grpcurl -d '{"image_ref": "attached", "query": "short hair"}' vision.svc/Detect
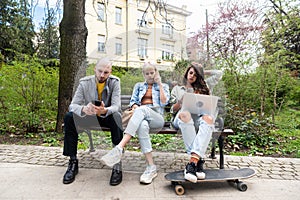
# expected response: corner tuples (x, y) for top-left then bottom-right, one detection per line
(95, 57), (112, 69)
(142, 62), (157, 73)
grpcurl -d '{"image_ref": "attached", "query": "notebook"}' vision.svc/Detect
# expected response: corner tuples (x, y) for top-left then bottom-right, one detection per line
(181, 93), (219, 115)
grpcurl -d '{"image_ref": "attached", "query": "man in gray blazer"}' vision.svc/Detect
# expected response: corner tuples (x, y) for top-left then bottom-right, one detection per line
(62, 58), (123, 186)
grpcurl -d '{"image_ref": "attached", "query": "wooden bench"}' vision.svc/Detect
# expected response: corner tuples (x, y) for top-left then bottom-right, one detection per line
(75, 95), (234, 169)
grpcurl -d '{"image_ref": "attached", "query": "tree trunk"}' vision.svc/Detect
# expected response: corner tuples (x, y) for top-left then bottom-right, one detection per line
(56, 0), (88, 133)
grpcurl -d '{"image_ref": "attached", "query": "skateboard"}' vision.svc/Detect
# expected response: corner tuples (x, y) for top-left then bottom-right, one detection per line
(165, 168), (255, 195)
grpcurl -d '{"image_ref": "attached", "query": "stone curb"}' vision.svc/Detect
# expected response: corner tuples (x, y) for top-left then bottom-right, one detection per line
(0, 144), (299, 180)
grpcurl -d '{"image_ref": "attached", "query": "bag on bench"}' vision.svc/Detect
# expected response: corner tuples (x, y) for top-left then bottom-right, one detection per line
(122, 108), (134, 129)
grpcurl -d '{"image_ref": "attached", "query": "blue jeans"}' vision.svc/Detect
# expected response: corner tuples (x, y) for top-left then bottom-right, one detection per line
(173, 113), (214, 158)
(124, 106), (164, 154)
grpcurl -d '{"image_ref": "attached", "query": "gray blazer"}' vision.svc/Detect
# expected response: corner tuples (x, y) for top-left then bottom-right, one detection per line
(69, 75), (121, 117)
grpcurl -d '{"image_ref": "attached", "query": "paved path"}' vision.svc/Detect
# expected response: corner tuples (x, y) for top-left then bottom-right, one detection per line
(0, 144), (299, 199)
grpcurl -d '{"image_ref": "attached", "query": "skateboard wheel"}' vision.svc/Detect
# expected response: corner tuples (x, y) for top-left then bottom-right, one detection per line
(175, 185), (185, 195)
(237, 182), (248, 191)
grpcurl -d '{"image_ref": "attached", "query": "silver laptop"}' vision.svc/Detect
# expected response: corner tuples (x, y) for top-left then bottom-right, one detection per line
(181, 93), (219, 116)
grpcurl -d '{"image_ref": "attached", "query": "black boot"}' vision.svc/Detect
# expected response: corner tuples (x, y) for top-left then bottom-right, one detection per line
(110, 161), (122, 186)
(63, 159), (78, 184)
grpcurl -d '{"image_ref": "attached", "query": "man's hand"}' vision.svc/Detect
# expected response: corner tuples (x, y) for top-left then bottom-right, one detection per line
(82, 102), (96, 115)
(94, 101), (107, 116)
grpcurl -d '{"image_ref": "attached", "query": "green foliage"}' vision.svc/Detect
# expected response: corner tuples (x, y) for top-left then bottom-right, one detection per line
(119, 68), (144, 95)
(268, 107), (300, 158)
(0, 0), (35, 60)
(78, 130), (185, 152)
(150, 134), (185, 152)
(225, 101), (300, 157)
(173, 60), (190, 83)
(225, 102), (280, 155)
(37, 7), (60, 59)
(288, 81), (300, 107)
(0, 56), (59, 134)
(217, 0), (299, 157)
(111, 66), (129, 78)
(222, 66), (296, 118)
(261, 0), (300, 75)
(40, 132), (63, 147)
(225, 102), (274, 137)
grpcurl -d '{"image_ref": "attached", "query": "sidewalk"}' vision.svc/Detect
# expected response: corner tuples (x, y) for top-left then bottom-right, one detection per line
(0, 144), (299, 199)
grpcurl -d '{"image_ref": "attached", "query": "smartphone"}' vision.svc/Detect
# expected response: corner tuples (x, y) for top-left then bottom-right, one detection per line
(92, 100), (101, 106)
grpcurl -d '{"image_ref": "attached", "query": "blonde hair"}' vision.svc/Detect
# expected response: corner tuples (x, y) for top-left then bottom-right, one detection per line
(142, 62), (157, 73)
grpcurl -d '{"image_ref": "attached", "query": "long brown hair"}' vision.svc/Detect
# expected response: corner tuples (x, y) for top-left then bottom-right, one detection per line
(183, 65), (210, 95)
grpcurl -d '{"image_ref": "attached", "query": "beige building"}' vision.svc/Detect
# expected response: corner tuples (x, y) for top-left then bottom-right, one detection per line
(85, 0), (191, 70)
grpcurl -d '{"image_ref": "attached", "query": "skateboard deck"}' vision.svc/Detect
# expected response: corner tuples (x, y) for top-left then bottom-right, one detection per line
(165, 168), (255, 195)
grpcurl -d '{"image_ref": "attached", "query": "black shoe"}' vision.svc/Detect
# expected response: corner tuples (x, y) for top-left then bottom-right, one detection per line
(63, 159), (78, 184)
(196, 159), (206, 179)
(197, 158), (205, 171)
(110, 162), (122, 186)
(184, 162), (197, 183)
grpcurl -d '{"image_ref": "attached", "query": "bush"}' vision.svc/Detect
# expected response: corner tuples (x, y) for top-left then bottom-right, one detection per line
(119, 68), (144, 95)
(225, 102), (279, 154)
(0, 56), (59, 134)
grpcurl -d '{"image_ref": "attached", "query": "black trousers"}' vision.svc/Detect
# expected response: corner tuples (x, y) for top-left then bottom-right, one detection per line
(63, 112), (123, 157)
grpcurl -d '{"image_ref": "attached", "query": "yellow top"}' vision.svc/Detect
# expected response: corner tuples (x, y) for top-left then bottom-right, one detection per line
(97, 82), (105, 101)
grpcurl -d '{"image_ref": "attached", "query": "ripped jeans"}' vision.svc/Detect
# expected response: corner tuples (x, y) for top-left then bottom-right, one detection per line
(173, 113), (214, 158)
(124, 106), (164, 154)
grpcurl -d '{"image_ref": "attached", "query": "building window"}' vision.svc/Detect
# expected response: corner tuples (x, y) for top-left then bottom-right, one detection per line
(138, 38), (147, 57)
(137, 10), (147, 27)
(97, 2), (105, 21)
(115, 7), (122, 24)
(162, 23), (173, 36)
(162, 44), (174, 60)
(98, 35), (105, 52)
(115, 38), (122, 55)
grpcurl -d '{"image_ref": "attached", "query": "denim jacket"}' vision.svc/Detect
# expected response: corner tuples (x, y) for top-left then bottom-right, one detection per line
(129, 82), (170, 115)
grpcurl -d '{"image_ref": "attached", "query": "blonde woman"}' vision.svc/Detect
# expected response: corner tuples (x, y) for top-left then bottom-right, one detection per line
(100, 62), (170, 184)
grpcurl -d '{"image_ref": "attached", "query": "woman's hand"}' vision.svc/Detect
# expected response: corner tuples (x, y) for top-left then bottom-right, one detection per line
(131, 104), (139, 110)
(172, 98), (183, 113)
(154, 71), (161, 84)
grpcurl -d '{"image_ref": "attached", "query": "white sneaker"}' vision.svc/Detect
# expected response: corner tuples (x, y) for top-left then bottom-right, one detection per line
(196, 159), (206, 179)
(140, 165), (157, 184)
(184, 162), (197, 183)
(196, 171), (206, 179)
(100, 146), (123, 168)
